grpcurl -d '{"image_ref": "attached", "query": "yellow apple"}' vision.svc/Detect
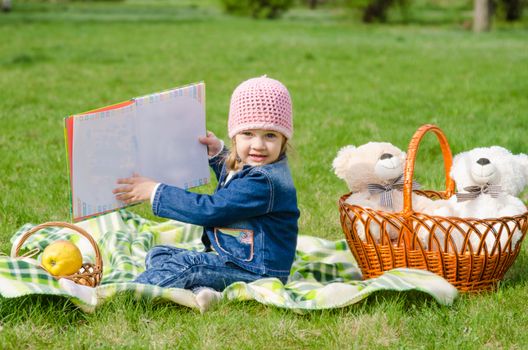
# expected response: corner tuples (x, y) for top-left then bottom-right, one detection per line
(41, 240), (83, 276)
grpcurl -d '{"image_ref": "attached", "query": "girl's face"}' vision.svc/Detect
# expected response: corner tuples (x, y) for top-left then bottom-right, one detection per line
(235, 129), (285, 167)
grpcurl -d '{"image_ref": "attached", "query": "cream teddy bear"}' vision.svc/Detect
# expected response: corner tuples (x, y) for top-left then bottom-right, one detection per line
(333, 142), (432, 242)
(420, 146), (528, 253)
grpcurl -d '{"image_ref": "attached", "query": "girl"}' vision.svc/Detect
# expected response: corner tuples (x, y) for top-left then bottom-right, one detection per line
(113, 76), (299, 310)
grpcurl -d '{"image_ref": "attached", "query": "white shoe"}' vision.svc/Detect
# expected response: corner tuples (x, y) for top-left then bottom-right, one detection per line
(195, 287), (222, 313)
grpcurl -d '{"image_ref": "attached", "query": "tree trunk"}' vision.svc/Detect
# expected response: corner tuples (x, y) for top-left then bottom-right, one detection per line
(473, 0), (491, 32)
(363, 0), (394, 23)
(503, 0), (523, 21)
(2, 0), (11, 12)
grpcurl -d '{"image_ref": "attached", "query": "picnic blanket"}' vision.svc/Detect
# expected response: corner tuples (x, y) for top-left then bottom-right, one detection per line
(0, 210), (458, 313)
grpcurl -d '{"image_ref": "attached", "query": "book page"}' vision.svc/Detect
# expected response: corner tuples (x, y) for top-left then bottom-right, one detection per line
(68, 83), (209, 221)
(71, 104), (138, 220)
(134, 84), (209, 189)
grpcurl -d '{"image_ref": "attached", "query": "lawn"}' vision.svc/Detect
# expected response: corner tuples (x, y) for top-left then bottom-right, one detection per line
(1, 0), (528, 348)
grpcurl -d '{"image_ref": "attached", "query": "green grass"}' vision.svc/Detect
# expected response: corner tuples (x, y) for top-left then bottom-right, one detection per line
(1, 1), (528, 348)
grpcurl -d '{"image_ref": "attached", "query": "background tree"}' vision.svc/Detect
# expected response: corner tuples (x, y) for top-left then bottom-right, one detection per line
(2, 0), (11, 12)
(305, 0), (326, 9)
(500, 0), (524, 20)
(221, 0), (294, 19)
(473, 0), (492, 31)
(361, 0), (408, 22)
(363, 0), (394, 22)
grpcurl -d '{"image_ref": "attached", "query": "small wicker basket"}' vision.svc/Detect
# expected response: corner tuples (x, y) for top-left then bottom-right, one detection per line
(339, 124), (528, 292)
(13, 222), (103, 287)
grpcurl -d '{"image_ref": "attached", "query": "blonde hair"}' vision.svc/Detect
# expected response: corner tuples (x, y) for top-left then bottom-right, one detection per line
(225, 135), (289, 171)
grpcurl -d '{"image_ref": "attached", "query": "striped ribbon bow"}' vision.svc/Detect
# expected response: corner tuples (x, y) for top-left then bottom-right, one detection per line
(367, 175), (421, 209)
(455, 184), (502, 202)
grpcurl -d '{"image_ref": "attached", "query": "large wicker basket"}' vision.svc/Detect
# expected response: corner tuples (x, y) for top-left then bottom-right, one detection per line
(339, 124), (528, 292)
(13, 222), (103, 287)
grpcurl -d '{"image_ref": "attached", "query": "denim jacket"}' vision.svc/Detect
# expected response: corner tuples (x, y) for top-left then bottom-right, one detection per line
(151, 151), (300, 278)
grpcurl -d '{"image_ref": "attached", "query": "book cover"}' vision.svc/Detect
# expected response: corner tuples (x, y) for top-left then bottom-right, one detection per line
(65, 82), (209, 222)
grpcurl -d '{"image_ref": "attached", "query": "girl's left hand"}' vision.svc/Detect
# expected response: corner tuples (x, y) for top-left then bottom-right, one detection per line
(199, 131), (222, 157)
(113, 173), (157, 204)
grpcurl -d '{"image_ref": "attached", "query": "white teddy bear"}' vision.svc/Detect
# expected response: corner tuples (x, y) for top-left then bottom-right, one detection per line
(420, 146), (528, 253)
(333, 142), (432, 242)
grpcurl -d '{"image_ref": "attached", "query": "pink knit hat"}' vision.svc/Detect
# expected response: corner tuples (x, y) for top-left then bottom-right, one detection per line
(228, 75), (293, 139)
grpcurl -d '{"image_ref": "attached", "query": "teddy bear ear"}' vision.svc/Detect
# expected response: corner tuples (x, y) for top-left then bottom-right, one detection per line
(399, 151), (407, 163)
(449, 153), (461, 178)
(451, 151), (468, 173)
(332, 145), (356, 180)
(516, 153), (528, 184)
(449, 151), (470, 190)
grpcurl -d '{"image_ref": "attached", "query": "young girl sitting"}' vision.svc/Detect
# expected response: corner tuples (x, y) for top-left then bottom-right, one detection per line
(113, 76), (300, 310)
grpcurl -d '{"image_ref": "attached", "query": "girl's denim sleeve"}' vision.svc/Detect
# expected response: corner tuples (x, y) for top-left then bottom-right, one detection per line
(208, 146), (228, 180)
(152, 170), (272, 227)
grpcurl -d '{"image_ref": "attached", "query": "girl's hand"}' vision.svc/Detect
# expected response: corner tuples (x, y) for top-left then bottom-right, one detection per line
(113, 173), (157, 204)
(199, 131), (222, 157)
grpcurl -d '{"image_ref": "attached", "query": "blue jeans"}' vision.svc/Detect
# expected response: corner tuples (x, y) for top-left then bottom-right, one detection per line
(134, 245), (283, 291)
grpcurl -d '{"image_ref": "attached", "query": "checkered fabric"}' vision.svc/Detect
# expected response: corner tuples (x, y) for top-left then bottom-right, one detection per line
(0, 210), (458, 313)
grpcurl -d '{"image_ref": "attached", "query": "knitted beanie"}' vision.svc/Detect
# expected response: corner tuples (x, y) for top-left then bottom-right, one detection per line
(228, 75), (293, 139)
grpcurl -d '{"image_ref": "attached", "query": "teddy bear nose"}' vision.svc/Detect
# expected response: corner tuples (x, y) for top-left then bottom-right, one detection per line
(380, 153), (393, 160)
(476, 158), (490, 165)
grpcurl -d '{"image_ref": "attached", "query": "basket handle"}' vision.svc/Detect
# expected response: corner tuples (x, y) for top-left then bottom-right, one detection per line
(402, 124), (455, 217)
(11, 221), (103, 270)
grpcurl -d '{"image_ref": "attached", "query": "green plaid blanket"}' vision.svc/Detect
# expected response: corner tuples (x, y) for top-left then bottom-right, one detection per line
(0, 210), (458, 313)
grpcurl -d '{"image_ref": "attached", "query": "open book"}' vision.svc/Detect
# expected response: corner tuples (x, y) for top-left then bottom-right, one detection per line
(65, 82), (210, 222)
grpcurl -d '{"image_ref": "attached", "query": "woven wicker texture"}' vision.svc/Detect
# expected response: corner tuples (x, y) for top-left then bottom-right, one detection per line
(228, 76), (292, 139)
(14, 222), (103, 287)
(339, 124), (528, 292)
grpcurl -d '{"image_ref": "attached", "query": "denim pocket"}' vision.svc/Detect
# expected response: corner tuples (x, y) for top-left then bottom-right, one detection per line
(213, 228), (254, 262)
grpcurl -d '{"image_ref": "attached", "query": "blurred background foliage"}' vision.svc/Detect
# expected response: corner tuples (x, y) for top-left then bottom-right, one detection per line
(1, 0), (526, 24)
